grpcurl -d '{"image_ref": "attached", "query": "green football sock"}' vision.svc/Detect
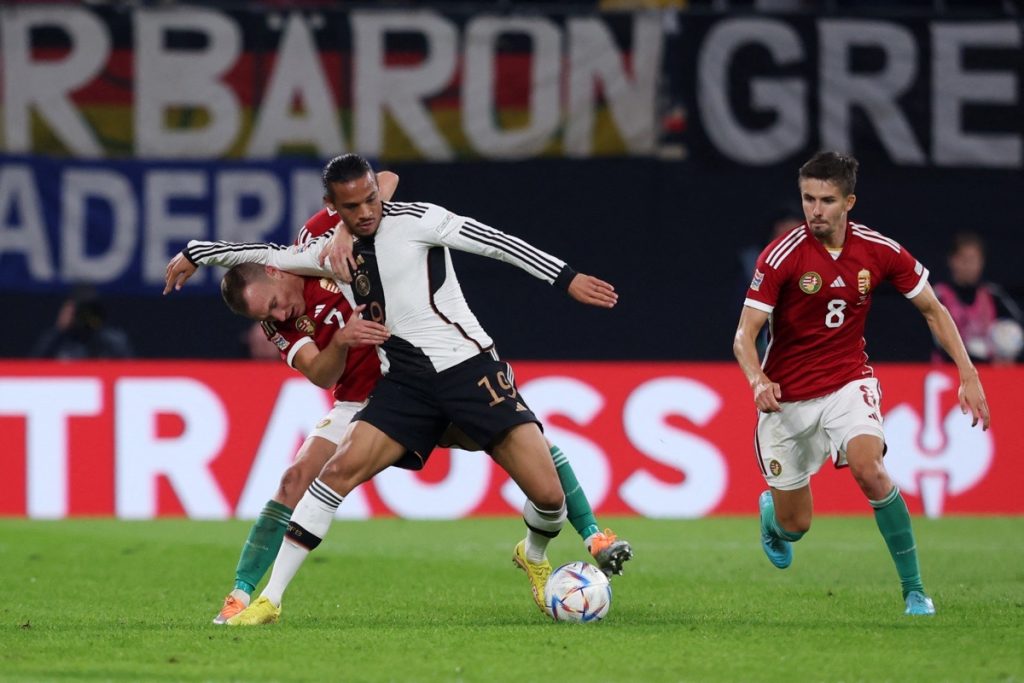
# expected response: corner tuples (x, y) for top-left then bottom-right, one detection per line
(233, 500), (293, 594)
(871, 487), (925, 599)
(549, 445), (600, 541)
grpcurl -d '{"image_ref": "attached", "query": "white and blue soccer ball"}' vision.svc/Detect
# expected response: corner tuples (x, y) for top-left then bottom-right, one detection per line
(543, 561), (612, 623)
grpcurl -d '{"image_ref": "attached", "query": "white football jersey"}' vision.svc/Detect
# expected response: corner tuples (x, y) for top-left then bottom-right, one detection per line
(186, 201), (576, 374)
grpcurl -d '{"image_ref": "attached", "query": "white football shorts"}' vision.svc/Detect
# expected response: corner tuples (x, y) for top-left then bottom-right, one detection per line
(309, 400), (362, 445)
(755, 377), (885, 491)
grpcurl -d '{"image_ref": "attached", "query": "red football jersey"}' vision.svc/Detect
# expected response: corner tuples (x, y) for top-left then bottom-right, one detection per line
(261, 208), (381, 403)
(744, 221), (929, 402)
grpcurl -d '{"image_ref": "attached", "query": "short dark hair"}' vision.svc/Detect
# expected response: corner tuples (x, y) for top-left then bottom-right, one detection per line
(949, 231), (985, 257)
(322, 154), (374, 200)
(799, 151), (859, 197)
(220, 263), (268, 317)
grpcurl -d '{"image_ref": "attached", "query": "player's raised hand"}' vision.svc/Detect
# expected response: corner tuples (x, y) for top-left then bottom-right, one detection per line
(567, 274), (618, 308)
(753, 377), (783, 413)
(333, 305), (390, 347)
(318, 229), (357, 283)
(163, 252), (198, 295)
(958, 374), (991, 431)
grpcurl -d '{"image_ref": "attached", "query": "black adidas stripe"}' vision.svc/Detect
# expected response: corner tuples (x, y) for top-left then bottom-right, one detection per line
(461, 223), (560, 279)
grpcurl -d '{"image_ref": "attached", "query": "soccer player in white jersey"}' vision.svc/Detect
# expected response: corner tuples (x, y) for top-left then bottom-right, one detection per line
(165, 170), (631, 624)
(733, 151), (991, 616)
(177, 154), (619, 625)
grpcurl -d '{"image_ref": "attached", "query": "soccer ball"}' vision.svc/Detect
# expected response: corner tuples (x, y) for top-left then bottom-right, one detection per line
(543, 561), (612, 623)
(989, 318), (1024, 360)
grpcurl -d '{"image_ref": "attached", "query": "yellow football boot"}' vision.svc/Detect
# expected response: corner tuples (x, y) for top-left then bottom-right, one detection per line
(512, 540), (552, 614)
(226, 596), (281, 626)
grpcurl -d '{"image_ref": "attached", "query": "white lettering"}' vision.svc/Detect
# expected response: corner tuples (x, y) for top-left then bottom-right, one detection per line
(61, 169), (138, 283)
(0, 164), (53, 279)
(698, 18), (806, 165)
(134, 8), (241, 157)
(0, 378), (102, 519)
(620, 378), (728, 517)
(374, 450), (491, 519)
(215, 170), (285, 244)
(1, 7), (107, 156)
(247, 14), (346, 158)
(143, 170), (207, 284)
(463, 16), (561, 158)
(115, 378), (230, 519)
(819, 20), (925, 164)
(932, 22), (1022, 168)
(565, 15), (662, 156)
(352, 10), (456, 160)
(501, 377), (611, 511)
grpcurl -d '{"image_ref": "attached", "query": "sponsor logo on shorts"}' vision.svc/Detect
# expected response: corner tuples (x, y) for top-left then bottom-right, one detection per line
(799, 272), (822, 294)
(295, 316), (316, 336)
(769, 459), (782, 476)
(355, 273), (372, 297)
(515, 401), (528, 412)
(316, 418), (331, 429)
(750, 269), (764, 291)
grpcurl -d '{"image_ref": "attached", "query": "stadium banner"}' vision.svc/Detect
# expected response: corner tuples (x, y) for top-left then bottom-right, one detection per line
(0, 6), (1019, 167)
(0, 361), (1017, 520)
(0, 155), (325, 292)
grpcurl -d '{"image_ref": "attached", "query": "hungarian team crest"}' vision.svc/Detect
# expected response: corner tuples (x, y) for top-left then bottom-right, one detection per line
(295, 316), (316, 336)
(799, 272), (822, 294)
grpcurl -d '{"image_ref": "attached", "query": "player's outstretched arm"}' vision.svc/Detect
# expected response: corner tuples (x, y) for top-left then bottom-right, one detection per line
(911, 283), (991, 430)
(567, 273), (618, 308)
(178, 235), (337, 280)
(733, 305), (782, 412)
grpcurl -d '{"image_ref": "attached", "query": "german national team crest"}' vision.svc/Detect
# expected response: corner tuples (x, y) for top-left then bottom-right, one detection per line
(355, 273), (371, 297)
(799, 272), (822, 294)
(769, 459), (782, 476)
(857, 269), (872, 295)
(295, 315), (315, 336)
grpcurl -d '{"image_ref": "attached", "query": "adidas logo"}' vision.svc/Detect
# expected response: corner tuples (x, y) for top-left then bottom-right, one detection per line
(830, 276), (847, 288)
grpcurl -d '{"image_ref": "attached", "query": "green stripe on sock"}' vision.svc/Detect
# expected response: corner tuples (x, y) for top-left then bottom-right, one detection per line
(550, 445), (599, 543)
(872, 487), (925, 599)
(235, 500), (293, 594)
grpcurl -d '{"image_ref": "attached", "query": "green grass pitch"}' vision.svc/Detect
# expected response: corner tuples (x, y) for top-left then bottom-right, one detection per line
(2, 516), (1022, 682)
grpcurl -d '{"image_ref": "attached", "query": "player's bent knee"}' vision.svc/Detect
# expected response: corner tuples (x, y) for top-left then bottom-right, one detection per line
(276, 463), (311, 508)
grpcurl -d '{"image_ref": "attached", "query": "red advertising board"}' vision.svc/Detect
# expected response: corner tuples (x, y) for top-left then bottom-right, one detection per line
(0, 361), (1016, 519)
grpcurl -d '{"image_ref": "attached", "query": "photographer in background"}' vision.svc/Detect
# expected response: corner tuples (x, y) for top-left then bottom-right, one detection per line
(32, 287), (134, 360)
(933, 232), (1023, 364)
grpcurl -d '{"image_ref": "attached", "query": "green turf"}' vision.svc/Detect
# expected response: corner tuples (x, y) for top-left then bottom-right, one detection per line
(1, 517), (1022, 682)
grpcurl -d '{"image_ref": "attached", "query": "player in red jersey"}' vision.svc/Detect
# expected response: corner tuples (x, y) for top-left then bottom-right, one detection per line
(733, 151), (990, 616)
(165, 171), (631, 624)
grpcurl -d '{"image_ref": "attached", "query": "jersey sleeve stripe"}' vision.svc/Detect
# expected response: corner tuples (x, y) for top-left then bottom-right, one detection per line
(461, 222), (562, 280)
(744, 298), (774, 313)
(765, 228), (804, 265)
(766, 234), (805, 269)
(851, 225), (901, 251)
(188, 241), (289, 260)
(286, 335), (315, 368)
(903, 268), (930, 299)
(853, 231), (902, 253)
